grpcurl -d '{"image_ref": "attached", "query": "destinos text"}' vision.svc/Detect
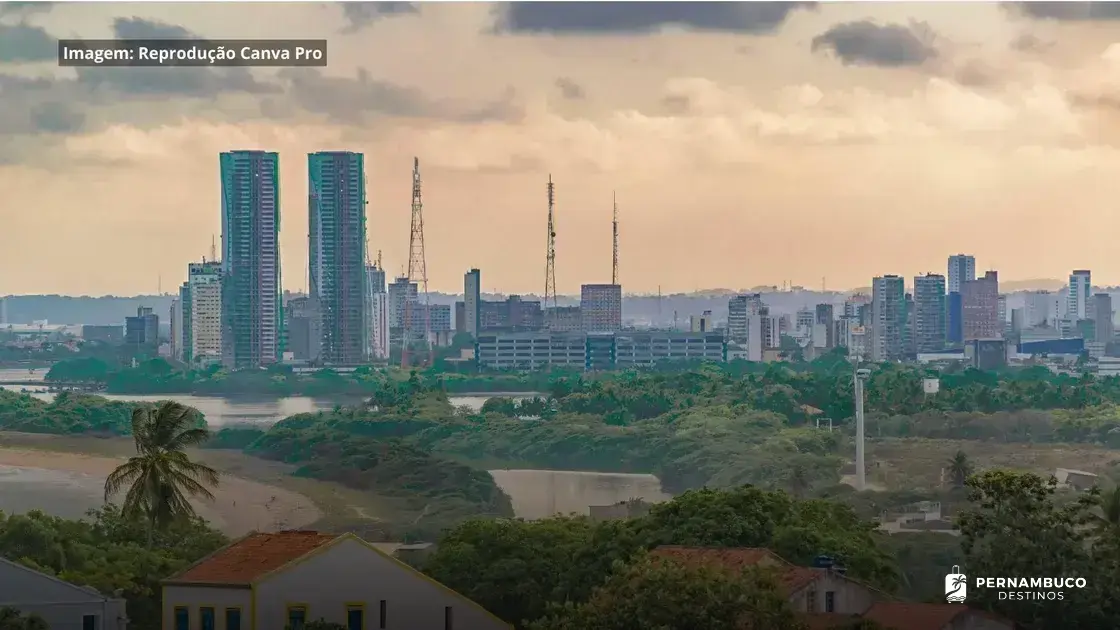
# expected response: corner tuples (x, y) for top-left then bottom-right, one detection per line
(977, 577), (1087, 601)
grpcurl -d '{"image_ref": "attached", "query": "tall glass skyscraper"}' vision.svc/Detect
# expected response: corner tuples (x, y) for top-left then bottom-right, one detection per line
(220, 150), (281, 369)
(309, 151), (367, 366)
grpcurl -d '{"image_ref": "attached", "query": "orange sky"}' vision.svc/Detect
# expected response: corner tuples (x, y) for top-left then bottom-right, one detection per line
(4, 2), (1120, 295)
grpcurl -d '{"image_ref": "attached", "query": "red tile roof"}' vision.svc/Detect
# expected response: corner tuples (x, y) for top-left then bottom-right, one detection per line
(650, 546), (821, 595)
(166, 531), (338, 585)
(862, 602), (970, 630)
(800, 613), (863, 629)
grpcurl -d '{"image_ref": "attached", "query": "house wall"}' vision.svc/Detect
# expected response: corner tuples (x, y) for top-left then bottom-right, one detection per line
(161, 585), (251, 630)
(254, 537), (510, 630)
(789, 574), (879, 615)
(0, 561), (127, 630)
(4, 601), (128, 630)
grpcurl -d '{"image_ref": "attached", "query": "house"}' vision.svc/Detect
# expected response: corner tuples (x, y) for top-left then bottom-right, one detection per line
(0, 557), (128, 630)
(1054, 468), (1098, 491)
(650, 546), (887, 615)
(651, 547), (1015, 630)
(161, 530), (510, 630)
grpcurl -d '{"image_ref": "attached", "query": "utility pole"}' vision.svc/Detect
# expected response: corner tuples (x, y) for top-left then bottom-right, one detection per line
(854, 364), (870, 491)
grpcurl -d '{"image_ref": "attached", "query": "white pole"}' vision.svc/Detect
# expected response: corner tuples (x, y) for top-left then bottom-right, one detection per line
(854, 369), (866, 491)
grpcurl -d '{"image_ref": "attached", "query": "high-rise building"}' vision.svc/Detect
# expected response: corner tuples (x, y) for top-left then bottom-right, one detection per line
(365, 263), (388, 360)
(1024, 291), (1051, 327)
(962, 271), (1000, 340)
(727, 293), (763, 343)
(1093, 293), (1114, 343)
(913, 273), (946, 353)
(169, 298), (182, 361)
(580, 284), (622, 333)
(188, 261), (223, 365)
(125, 306), (159, 351)
(871, 275), (905, 362)
(813, 303), (834, 349)
(464, 269), (481, 337)
(220, 150), (281, 369)
(947, 254), (976, 294)
(1068, 270), (1091, 321)
(387, 276), (419, 330)
(309, 151), (367, 366)
(843, 293), (871, 326)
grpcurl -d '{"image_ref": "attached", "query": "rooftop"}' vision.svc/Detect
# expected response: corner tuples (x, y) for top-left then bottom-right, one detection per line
(165, 530), (337, 586)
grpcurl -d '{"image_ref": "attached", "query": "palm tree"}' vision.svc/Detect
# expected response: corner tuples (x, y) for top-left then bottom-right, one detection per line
(946, 451), (973, 488)
(103, 401), (220, 545)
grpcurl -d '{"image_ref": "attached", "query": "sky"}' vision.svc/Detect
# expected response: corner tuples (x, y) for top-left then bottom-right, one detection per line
(4, 1), (1120, 296)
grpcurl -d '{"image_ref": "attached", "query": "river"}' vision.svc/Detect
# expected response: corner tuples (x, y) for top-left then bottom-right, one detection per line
(0, 369), (670, 518)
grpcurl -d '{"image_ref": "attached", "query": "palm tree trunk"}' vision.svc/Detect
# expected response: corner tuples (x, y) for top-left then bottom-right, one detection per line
(147, 510), (156, 549)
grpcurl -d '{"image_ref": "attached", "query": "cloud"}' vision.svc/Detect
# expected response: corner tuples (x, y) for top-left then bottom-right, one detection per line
(811, 21), (938, 68)
(339, 2), (418, 33)
(0, 23), (55, 62)
(1008, 2), (1120, 21)
(555, 77), (585, 100)
(111, 16), (194, 39)
(493, 2), (812, 35)
(1011, 33), (1053, 53)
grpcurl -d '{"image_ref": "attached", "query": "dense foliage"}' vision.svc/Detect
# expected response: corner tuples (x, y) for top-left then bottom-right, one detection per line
(0, 390), (145, 435)
(0, 506), (226, 630)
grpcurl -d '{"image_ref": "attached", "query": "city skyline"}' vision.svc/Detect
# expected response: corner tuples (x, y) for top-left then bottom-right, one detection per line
(7, 3), (1120, 294)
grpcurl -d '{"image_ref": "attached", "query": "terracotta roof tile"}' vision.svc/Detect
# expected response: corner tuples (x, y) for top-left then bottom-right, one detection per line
(862, 602), (969, 630)
(650, 546), (820, 595)
(168, 530), (338, 585)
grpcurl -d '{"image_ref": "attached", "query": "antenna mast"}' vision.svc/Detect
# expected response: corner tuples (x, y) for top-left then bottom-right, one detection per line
(211, 235), (217, 263)
(401, 157), (431, 368)
(612, 191), (619, 286)
(544, 175), (557, 310)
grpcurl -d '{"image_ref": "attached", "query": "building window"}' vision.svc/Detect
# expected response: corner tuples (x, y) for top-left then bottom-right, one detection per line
(806, 590), (817, 612)
(287, 605), (307, 630)
(201, 607), (215, 630)
(444, 606), (453, 630)
(825, 591), (836, 613)
(379, 600), (387, 629)
(173, 607), (189, 630)
(82, 615), (99, 630)
(347, 605), (365, 630)
(225, 608), (242, 630)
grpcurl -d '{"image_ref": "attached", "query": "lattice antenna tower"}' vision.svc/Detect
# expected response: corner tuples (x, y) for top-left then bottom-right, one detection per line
(612, 191), (619, 286)
(544, 175), (557, 310)
(401, 157), (431, 368)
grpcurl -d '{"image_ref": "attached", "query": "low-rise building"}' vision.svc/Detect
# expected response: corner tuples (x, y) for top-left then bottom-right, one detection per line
(161, 530), (509, 630)
(0, 557), (128, 630)
(475, 331), (726, 371)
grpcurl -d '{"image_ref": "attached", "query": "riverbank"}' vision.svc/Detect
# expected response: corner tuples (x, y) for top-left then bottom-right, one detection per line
(0, 435), (321, 537)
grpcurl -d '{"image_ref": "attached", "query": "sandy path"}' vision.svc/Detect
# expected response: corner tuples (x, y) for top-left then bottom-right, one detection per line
(0, 447), (321, 537)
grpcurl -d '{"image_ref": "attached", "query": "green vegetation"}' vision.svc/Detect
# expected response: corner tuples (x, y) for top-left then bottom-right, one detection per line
(0, 389), (168, 436)
(0, 608), (47, 630)
(103, 402), (221, 544)
(0, 506), (227, 630)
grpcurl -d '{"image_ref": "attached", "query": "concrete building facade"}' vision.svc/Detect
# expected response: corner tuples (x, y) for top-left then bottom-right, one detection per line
(962, 271), (1001, 341)
(947, 254), (976, 294)
(464, 269), (481, 337)
(308, 151), (367, 367)
(1093, 293), (1114, 343)
(220, 150), (281, 369)
(871, 275), (905, 362)
(188, 261), (223, 366)
(912, 273), (946, 353)
(1068, 270), (1091, 321)
(476, 330), (725, 370)
(580, 284), (622, 333)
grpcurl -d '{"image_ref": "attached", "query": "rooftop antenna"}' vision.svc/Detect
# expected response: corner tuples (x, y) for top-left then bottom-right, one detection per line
(158, 274), (162, 295)
(612, 191), (619, 286)
(376, 250), (382, 270)
(544, 175), (557, 310)
(211, 234), (217, 263)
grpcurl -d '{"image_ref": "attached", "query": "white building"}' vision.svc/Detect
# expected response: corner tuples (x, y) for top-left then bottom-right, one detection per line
(368, 292), (390, 360)
(464, 268), (481, 337)
(947, 254), (976, 294)
(1023, 290), (1051, 327)
(189, 262), (223, 366)
(1068, 270), (1091, 321)
(0, 557), (128, 630)
(162, 531), (510, 630)
(387, 276), (418, 329)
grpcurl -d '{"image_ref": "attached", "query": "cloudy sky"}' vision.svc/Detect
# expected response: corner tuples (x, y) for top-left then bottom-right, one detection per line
(4, 1), (1120, 296)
